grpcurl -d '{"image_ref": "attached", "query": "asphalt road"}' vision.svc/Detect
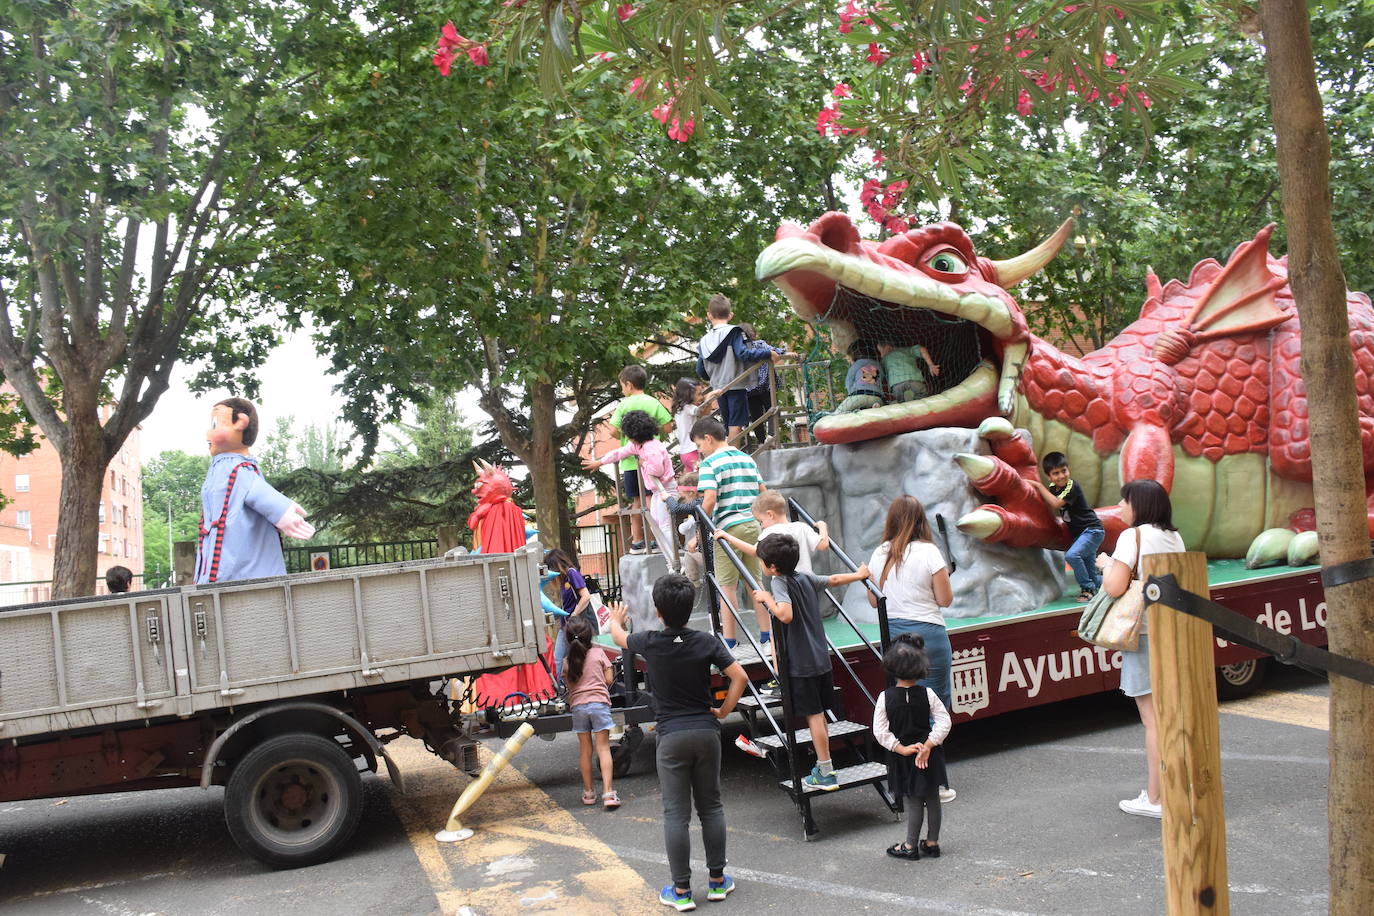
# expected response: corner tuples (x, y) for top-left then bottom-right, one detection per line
(0, 667), (1331, 914)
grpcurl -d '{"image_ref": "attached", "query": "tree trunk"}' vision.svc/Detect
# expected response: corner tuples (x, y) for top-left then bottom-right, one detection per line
(528, 381), (563, 553)
(1259, 3), (1374, 911)
(51, 420), (111, 598)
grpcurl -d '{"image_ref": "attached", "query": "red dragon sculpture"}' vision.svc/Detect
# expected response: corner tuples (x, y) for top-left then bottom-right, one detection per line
(755, 212), (1374, 565)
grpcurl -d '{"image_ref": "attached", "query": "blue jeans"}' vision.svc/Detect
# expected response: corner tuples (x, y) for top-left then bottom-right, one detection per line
(887, 618), (952, 715)
(1065, 527), (1105, 592)
(553, 625), (568, 682)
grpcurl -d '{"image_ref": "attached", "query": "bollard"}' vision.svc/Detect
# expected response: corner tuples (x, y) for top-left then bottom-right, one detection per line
(435, 722), (536, 842)
(1144, 552), (1229, 914)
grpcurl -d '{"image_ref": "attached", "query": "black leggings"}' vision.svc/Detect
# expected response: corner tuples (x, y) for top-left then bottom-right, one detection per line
(906, 794), (942, 846)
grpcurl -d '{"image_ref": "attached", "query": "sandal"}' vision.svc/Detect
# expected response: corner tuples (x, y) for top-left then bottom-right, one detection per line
(603, 790), (621, 809)
(582, 790), (597, 806)
(1076, 590), (1095, 602)
(919, 840), (941, 858)
(885, 842), (919, 860)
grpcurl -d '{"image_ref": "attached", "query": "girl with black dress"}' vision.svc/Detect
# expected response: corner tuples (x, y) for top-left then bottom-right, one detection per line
(873, 634), (951, 860)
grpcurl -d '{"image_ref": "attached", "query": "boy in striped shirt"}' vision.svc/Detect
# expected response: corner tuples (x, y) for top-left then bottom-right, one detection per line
(691, 416), (767, 653)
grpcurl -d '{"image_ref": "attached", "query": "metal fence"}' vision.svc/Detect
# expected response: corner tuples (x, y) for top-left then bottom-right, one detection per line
(281, 539), (441, 574)
(575, 523), (623, 602)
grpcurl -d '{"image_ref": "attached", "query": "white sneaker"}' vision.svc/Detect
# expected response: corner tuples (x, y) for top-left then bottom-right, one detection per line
(1119, 789), (1162, 818)
(938, 786), (957, 803)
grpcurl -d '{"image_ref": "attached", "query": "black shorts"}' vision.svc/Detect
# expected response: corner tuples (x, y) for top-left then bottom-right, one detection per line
(718, 389), (750, 428)
(620, 468), (642, 500)
(789, 672), (834, 718)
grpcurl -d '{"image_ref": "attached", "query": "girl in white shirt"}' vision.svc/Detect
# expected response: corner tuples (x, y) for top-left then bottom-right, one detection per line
(1096, 478), (1186, 819)
(670, 378), (716, 473)
(866, 495), (957, 803)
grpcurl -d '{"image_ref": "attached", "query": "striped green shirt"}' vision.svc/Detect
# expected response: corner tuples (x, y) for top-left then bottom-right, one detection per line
(698, 447), (763, 531)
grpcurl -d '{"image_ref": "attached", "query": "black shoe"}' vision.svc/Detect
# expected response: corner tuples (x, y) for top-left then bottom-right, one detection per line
(919, 840), (941, 858)
(886, 842), (919, 860)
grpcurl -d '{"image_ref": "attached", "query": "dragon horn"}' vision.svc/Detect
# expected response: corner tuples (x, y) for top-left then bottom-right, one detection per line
(988, 218), (1074, 288)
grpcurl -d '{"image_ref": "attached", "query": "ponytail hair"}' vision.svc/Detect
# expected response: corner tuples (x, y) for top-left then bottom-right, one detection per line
(564, 615), (595, 685)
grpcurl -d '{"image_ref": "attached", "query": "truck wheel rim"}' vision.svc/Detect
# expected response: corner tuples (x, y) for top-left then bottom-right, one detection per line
(1219, 660), (1258, 686)
(248, 759), (343, 847)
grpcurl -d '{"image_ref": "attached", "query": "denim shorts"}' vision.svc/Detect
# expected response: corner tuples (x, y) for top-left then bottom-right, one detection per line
(1120, 635), (1151, 698)
(571, 702), (615, 733)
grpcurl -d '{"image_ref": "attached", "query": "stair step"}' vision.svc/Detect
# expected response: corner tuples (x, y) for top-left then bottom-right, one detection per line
(737, 693), (782, 710)
(780, 761), (888, 795)
(755, 719), (868, 751)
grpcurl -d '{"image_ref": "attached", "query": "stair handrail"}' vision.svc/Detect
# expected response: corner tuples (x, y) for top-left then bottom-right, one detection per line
(694, 505), (807, 799)
(786, 497), (893, 652)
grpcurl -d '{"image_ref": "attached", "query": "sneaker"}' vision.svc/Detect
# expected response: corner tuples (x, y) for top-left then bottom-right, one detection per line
(803, 765), (839, 792)
(630, 541), (647, 555)
(735, 734), (769, 758)
(938, 786), (957, 803)
(660, 885), (696, 912)
(762, 679), (781, 697)
(1119, 789), (1162, 818)
(706, 875), (735, 901)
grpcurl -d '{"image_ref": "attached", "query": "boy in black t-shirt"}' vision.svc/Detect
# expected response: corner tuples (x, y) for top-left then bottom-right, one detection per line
(1032, 451), (1106, 602)
(751, 533), (871, 792)
(610, 574), (748, 911)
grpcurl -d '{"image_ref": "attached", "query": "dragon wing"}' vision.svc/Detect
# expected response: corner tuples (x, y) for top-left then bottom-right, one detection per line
(1152, 224), (1289, 363)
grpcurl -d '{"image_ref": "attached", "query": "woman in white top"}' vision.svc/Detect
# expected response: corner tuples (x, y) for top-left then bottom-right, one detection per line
(1096, 478), (1186, 819)
(865, 495), (954, 712)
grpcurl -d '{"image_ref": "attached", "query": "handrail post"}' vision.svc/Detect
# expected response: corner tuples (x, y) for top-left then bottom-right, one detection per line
(1143, 551), (1229, 915)
(696, 507), (724, 638)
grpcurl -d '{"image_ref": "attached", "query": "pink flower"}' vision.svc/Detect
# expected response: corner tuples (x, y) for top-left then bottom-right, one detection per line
(885, 217), (909, 234)
(432, 46), (455, 76)
(466, 44), (489, 66)
(1016, 89), (1033, 116)
(1063, 4), (1079, 11)
(626, 77), (645, 96)
(617, 4), (638, 21)
(501, 0), (527, 6)
(439, 21), (463, 51)
(652, 102), (673, 124)
(667, 116), (696, 142)
(1080, 86), (1099, 103)
(958, 78), (974, 97)
(911, 52), (929, 74)
(866, 43), (888, 64)
(816, 106), (843, 136)
(872, 150), (886, 165)
(1103, 52), (1117, 67)
(832, 82), (852, 98)
(595, 51), (616, 61)
(1136, 90), (1153, 108)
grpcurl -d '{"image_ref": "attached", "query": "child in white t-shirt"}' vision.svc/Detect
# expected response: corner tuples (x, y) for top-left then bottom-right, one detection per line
(670, 378), (717, 474)
(711, 490), (830, 573)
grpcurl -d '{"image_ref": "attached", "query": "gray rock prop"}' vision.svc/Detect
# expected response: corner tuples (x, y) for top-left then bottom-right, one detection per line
(754, 428), (1071, 622)
(614, 428), (1072, 633)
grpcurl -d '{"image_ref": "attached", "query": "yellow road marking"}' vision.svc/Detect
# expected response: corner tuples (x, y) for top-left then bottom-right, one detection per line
(385, 737), (657, 915)
(1221, 690), (1329, 731)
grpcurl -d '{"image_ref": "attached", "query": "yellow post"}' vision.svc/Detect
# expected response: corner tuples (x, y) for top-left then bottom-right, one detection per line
(1143, 551), (1229, 914)
(435, 722), (536, 842)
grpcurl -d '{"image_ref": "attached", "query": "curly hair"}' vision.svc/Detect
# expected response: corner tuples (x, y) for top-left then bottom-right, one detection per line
(883, 633), (929, 681)
(620, 409), (659, 444)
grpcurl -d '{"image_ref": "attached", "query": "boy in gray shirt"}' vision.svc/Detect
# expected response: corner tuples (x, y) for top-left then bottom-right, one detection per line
(751, 533), (870, 791)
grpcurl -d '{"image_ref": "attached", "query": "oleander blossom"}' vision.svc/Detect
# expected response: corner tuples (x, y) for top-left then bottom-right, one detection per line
(617, 3), (638, 20)
(432, 21), (489, 72)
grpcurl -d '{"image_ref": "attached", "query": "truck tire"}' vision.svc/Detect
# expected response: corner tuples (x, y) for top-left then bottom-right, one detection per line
(1215, 657), (1268, 700)
(224, 732), (364, 869)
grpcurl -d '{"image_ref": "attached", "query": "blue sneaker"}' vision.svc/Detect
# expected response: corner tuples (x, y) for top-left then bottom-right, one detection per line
(660, 885), (696, 912)
(802, 765), (839, 791)
(707, 875), (735, 901)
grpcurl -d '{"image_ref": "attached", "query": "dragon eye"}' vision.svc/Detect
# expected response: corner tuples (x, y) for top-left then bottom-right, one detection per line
(926, 250), (968, 275)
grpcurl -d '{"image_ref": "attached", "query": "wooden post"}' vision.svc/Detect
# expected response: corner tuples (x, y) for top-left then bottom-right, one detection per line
(1143, 551), (1229, 914)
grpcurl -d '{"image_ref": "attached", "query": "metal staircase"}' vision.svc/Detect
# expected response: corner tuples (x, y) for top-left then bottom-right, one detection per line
(694, 500), (898, 839)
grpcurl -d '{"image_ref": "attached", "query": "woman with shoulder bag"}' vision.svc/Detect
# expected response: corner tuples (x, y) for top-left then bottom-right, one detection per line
(1095, 479), (1186, 819)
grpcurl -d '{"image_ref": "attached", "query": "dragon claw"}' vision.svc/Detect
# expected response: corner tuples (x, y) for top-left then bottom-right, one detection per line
(977, 416), (1015, 441)
(954, 452), (996, 482)
(956, 508), (1005, 540)
(1245, 528), (1296, 569)
(1287, 530), (1319, 567)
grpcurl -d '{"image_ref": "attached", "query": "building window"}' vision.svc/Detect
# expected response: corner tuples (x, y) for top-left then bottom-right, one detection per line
(98, 502), (106, 523)
(109, 470), (116, 489)
(99, 533), (110, 554)
(16, 510), (30, 529)
(124, 539), (131, 557)
(15, 474), (29, 492)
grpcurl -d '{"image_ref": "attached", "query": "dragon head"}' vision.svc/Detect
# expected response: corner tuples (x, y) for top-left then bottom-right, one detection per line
(756, 212), (1071, 444)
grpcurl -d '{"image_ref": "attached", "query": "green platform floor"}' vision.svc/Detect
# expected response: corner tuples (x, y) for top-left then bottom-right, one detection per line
(597, 559), (1317, 658)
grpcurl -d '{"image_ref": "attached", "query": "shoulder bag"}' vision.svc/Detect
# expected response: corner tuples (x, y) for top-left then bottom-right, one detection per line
(1077, 535), (1145, 652)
